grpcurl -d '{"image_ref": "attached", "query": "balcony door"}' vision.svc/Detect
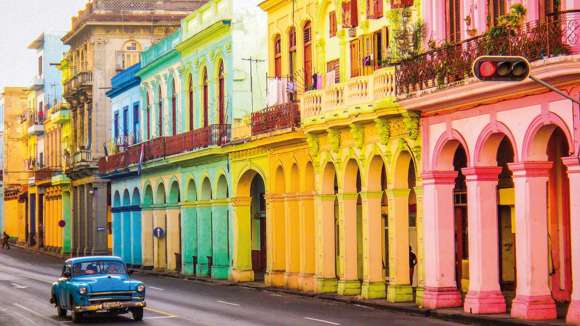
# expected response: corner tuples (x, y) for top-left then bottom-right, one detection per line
(218, 61), (225, 125)
(202, 68), (209, 128)
(446, 0), (461, 43)
(303, 21), (312, 91)
(171, 79), (177, 136)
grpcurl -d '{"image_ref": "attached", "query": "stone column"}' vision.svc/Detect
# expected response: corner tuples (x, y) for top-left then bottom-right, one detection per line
(563, 157), (580, 324)
(462, 167), (506, 314)
(414, 186), (425, 305)
(141, 208), (154, 268)
(266, 194), (286, 287)
(315, 194), (338, 293)
(508, 162), (557, 320)
(422, 171), (462, 309)
(386, 188), (413, 302)
(298, 192), (315, 292)
(337, 192), (361, 295)
(153, 207), (167, 271)
(360, 191), (386, 299)
(166, 206), (181, 272)
(197, 201), (212, 277)
(92, 182), (108, 255)
(285, 193), (300, 289)
(181, 203), (197, 276)
(211, 199), (230, 280)
(230, 196), (254, 282)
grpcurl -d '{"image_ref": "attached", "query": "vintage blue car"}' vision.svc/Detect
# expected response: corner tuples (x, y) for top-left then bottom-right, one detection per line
(50, 256), (146, 323)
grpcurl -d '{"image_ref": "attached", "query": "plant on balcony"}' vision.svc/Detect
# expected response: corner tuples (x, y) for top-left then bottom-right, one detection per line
(387, 8), (425, 63)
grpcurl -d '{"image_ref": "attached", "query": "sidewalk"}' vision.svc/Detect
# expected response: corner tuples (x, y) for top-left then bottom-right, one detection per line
(11, 244), (566, 326)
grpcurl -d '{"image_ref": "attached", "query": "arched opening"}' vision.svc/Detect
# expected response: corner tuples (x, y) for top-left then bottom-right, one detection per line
(546, 128), (571, 303)
(171, 78), (177, 136)
(168, 181), (181, 204)
(188, 74), (194, 131)
(274, 34), (282, 78)
(202, 67), (209, 128)
(186, 179), (197, 202)
(303, 21), (312, 91)
(158, 85), (163, 137)
(155, 183), (166, 205)
(250, 173), (266, 279)
(453, 146), (468, 294)
(218, 61), (225, 125)
(144, 185), (153, 206)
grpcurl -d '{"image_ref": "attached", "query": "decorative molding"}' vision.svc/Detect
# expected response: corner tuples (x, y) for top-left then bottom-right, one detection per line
(374, 118), (390, 145)
(402, 112), (420, 140)
(306, 133), (320, 161)
(327, 128), (341, 154)
(350, 123), (364, 150)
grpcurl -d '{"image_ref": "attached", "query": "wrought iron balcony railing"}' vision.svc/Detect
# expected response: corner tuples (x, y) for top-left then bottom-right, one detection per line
(251, 102), (301, 136)
(98, 124), (231, 175)
(396, 10), (580, 96)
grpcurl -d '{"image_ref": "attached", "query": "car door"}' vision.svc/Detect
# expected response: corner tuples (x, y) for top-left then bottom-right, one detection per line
(58, 263), (72, 308)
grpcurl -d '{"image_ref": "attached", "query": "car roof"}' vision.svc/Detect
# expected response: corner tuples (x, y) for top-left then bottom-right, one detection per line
(65, 256), (124, 264)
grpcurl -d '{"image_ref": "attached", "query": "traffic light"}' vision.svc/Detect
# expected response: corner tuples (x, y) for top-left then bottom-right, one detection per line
(473, 56), (530, 82)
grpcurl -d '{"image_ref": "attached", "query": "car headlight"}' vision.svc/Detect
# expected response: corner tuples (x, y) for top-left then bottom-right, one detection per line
(137, 285), (145, 293)
(79, 287), (87, 295)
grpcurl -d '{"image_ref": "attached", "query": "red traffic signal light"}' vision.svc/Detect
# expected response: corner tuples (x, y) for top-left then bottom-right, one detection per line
(473, 56), (530, 82)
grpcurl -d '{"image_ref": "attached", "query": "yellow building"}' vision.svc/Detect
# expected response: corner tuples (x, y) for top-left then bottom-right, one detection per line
(1, 87), (30, 243)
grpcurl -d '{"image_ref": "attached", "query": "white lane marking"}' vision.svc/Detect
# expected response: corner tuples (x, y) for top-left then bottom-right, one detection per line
(148, 286), (164, 291)
(304, 317), (341, 325)
(11, 283), (28, 289)
(8, 308), (41, 326)
(144, 307), (176, 317)
(354, 304), (373, 310)
(216, 300), (240, 306)
(270, 293), (283, 297)
(12, 303), (58, 325)
(143, 316), (177, 320)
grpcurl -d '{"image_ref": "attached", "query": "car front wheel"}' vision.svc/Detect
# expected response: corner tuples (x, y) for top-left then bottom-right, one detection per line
(56, 305), (67, 319)
(71, 310), (83, 324)
(131, 307), (143, 321)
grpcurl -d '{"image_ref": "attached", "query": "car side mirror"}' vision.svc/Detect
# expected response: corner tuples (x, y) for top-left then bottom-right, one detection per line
(63, 271), (72, 278)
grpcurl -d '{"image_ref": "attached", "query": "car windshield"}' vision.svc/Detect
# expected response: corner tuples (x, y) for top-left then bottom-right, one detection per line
(73, 261), (127, 276)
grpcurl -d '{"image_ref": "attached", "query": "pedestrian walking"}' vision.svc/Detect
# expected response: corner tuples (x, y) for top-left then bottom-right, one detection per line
(2, 232), (10, 250)
(409, 246), (417, 285)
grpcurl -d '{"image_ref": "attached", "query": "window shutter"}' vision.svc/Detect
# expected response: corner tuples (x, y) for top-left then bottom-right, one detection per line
(381, 26), (389, 63)
(329, 11), (337, 37)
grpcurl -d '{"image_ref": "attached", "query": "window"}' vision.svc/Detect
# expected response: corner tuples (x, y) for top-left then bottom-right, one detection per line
(113, 111), (119, 141)
(446, 0), (461, 43)
(288, 27), (297, 100)
(488, 0), (507, 27)
(342, 1), (358, 28)
(218, 61), (225, 125)
(540, 0), (560, 21)
(122, 106), (128, 140)
(38, 56), (43, 77)
(133, 102), (139, 144)
(327, 60), (340, 84)
(303, 22), (313, 91)
(188, 74), (194, 131)
(329, 11), (337, 37)
(202, 68), (209, 127)
(367, 0), (383, 19)
(274, 35), (282, 78)
(116, 40), (142, 71)
(158, 86), (163, 137)
(171, 79), (177, 136)
(373, 27), (389, 68)
(350, 38), (361, 77)
(73, 261), (127, 276)
(391, 0), (413, 9)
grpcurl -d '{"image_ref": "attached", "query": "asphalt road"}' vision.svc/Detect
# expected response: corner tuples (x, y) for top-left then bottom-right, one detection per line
(0, 247), (463, 326)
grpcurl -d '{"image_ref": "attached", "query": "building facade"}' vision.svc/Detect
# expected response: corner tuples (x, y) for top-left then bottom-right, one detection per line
(1, 87), (30, 243)
(62, 0), (205, 256)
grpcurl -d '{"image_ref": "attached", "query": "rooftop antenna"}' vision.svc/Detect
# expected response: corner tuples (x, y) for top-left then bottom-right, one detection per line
(242, 57), (265, 114)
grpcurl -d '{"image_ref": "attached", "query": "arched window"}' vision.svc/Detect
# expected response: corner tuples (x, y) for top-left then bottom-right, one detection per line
(446, 0), (461, 43)
(171, 78), (177, 136)
(202, 68), (209, 128)
(117, 40), (142, 70)
(188, 74), (194, 131)
(303, 21), (313, 91)
(158, 85), (163, 137)
(146, 91), (151, 140)
(274, 35), (282, 78)
(218, 61), (225, 125)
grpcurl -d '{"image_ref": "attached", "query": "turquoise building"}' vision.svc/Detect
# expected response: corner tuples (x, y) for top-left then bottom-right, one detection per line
(104, 63), (142, 267)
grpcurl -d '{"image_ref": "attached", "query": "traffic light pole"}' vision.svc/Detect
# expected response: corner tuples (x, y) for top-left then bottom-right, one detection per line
(529, 75), (580, 105)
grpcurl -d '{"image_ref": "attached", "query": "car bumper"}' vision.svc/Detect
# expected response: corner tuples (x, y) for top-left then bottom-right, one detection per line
(74, 301), (146, 313)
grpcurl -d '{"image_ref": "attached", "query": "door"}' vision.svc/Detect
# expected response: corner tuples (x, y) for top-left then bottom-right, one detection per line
(38, 194), (44, 248)
(350, 39), (361, 77)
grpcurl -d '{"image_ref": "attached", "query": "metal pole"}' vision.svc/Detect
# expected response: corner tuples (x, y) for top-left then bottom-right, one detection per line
(529, 75), (580, 105)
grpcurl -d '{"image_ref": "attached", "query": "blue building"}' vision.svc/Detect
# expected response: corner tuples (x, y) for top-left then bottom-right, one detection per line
(105, 64), (143, 267)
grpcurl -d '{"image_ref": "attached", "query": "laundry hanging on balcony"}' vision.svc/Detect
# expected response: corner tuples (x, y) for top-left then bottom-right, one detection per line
(267, 77), (293, 107)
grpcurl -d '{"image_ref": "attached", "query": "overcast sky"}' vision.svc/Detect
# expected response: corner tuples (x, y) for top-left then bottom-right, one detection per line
(0, 0), (87, 90)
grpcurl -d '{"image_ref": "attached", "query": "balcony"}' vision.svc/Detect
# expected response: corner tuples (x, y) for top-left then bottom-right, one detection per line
(396, 10), (580, 96)
(251, 102), (300, 136)
(27, 123), (45, 136)
(301, 67), (397, 120)
(63, 71), (93, 99)
(98, 124), (231, 175)
(33, 168), (54, 183)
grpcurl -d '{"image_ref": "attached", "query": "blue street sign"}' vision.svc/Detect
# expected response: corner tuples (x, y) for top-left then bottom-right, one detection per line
(153, 227), (165, 239)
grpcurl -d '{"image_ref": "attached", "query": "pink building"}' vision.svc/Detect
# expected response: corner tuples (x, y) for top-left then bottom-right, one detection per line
(402, 0), (580, 322)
